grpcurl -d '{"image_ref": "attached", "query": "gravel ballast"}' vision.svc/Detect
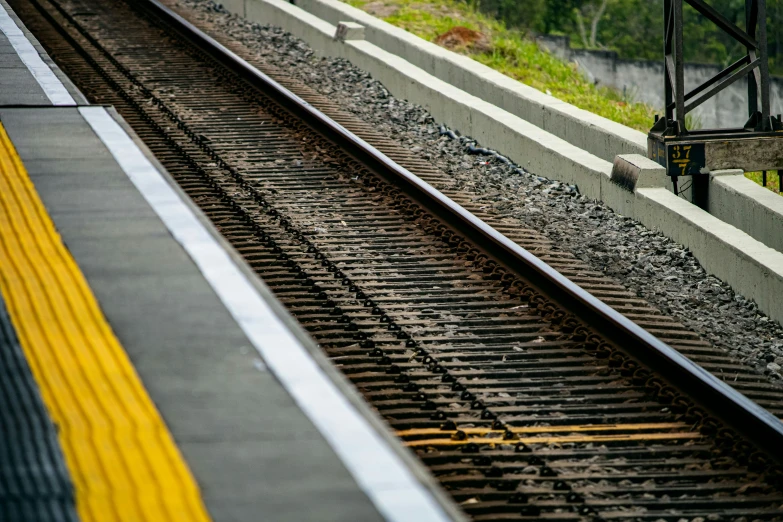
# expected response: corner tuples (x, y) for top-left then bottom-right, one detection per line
(172, 0), (783, 383)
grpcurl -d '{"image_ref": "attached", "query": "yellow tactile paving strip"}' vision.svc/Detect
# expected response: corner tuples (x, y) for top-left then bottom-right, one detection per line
(0, 123), (212, 522)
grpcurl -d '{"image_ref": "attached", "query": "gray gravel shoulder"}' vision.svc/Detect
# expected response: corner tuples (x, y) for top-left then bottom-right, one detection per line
(174, 0), (783, 383)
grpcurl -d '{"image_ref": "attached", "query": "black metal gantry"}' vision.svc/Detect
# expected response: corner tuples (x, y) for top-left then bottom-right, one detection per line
(662, 0), (775, 134)
(648, 0), (783, 204)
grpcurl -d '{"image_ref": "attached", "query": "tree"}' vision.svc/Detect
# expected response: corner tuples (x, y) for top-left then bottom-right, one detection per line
(574, 0), (610, 48)
(540, 0), (582, 33)
(469, 0), (783, 74)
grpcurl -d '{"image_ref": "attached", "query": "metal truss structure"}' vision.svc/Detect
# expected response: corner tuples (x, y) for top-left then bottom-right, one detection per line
(648, 0), (783, 204)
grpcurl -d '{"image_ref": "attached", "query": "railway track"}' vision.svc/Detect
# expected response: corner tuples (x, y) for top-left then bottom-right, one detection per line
(12, 0), (783, 518)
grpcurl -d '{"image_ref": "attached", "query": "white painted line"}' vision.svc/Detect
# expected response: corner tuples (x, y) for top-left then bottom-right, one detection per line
(78, 106), (452, 522)
(0, 3), (75, 105)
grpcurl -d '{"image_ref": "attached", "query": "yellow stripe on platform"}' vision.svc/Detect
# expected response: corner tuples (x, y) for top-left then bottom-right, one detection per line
(0, 123), (212, 522)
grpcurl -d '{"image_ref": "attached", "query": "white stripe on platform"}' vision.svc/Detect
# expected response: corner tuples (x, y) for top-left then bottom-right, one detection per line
(78, 105), (452, 522)
(0, 2), (75, 105)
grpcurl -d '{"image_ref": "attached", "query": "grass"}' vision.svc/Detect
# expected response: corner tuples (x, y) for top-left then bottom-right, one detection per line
(345, 0), (655, 131)
(745, 171), (782, 193)
(344, 0), (780, 195)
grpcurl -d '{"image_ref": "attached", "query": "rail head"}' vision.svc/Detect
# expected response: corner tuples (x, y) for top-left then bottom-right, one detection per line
(141, 0), (783, 465)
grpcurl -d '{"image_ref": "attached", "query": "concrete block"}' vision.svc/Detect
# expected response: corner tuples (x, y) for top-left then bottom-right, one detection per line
(600, 170), (635, 218)
(610, 154), (668, 192)
(220, 0), (246, 16)
(709, 171), (783, 253)
(636, 187), (783, 323)
(245, 0), (336, 55)
(710, 168), (745, 177)
(334, 21), (364, 41)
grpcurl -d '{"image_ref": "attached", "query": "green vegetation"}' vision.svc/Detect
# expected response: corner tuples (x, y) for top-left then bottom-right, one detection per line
(746, 171), (782, 193)
(346, 0), (780, 194)
(465, 0), (783, 74)
(345, 0), (656, 131)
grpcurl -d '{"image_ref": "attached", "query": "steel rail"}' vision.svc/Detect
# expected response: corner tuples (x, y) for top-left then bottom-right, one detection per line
(141, 0), (783, 463)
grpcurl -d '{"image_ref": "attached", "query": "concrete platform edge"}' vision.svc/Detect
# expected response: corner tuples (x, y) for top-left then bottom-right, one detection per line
(0, 0), (463, 512)
(0, 0), (88, 105)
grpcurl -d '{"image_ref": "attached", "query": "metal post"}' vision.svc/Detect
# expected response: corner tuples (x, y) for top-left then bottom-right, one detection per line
(649, 0), (783, 185)
(778, 1), (782, 71)
(763, 170), (768, 186)
(757, 0), (771, 129)
(692, 173), (709, 209)
(674, 0), (686, 132)
(664, 0), (674, 124)
(747, 0), (759, 118)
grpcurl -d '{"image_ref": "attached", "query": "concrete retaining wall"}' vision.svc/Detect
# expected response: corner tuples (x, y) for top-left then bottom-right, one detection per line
(605, 156), (783, 325)
(539, 35), (783, 130)
(709, 170), (783, 254)
(220, 0), (783, 325)
(291, 0), (647, 164)
(635, 186), (783, 324)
